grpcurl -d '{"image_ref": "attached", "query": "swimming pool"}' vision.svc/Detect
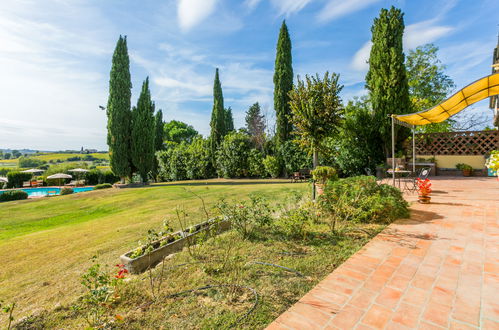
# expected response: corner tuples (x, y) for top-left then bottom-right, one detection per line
(0, 187), (94, 197)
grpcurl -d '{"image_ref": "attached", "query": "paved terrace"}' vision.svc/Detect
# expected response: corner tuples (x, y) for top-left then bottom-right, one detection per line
(268, 177), (498, 329)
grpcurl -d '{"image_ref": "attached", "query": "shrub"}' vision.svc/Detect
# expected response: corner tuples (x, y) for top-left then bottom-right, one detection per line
(100, 170), (119, 184)
(216, 132), (251, 178)
(85, 169), (101, 185)
(185, 137), (213, 179)
(318, 176), (409, 230)
(248, 149), (265, 177)
(263, 155), (280, 178)
(216, 195), (273, 238)
(275, 207), (311, 240)
(6, 172), (32, 188)
(94, 183), (112, 190)
(60, 187), (74, 195)
(0, 168), (10, 176)
(311, 166), (338, 184)
(0, 190), (28, 202)
(279, 140), (311, 174)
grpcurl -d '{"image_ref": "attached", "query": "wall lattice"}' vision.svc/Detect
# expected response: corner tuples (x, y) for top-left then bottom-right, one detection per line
(407, 130), (499, 155)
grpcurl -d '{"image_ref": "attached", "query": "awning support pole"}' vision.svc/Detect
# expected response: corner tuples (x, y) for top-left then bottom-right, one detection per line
(412, 126), (416, 173)
(391, 115), (395, 186)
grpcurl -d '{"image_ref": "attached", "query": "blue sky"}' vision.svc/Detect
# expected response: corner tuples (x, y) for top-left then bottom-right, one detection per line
(0, 0), (498, 150)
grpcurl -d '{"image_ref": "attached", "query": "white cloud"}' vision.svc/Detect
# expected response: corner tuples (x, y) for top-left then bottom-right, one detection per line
(351, 41), (372, 71)
(404, 19), (454, 49)
(318, 0), (381, 22)
(244, 0), (263, 10)
(177, 0), (218, 32)
(271, 0), (312, 16)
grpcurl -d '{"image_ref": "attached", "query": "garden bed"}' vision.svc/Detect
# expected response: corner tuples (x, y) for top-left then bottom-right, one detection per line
(120, 218), (231, 273)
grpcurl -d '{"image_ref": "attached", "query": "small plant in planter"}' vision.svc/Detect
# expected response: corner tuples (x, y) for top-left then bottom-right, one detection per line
(417, 178), (432, 204)
(311, 166), (337, 195)
(456, 163), (473, 177)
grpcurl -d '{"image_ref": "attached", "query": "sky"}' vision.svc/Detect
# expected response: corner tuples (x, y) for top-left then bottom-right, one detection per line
(0, 0), (498, 151)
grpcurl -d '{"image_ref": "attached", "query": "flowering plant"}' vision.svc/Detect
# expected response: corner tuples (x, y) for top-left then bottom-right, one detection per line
(485, 150), (499, 175)
(417, 178), (432, 196)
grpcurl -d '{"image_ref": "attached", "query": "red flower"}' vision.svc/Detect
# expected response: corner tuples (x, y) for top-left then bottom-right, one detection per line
(417, 178), (432, 195)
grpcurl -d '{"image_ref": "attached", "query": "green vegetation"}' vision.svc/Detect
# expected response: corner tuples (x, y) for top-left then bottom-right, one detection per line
(106, 35), (132, 182)
(366, 6), (411, 157)
(94, 183), (113, 189)
(6, 172), (31, 188)
(274, 20), (293, 148)
(131, 78), (156, 182)
(311, 166), (338, 184)
(289, 72), (343, 168)
(164, 120), (199, 144)
(4, 178), (409, 328)
(245, 102), (266, 151)
(225, 106), (235, 133)
(152, 109), (164, 180)
(210, 68), (227, 156)
(0, 190), (28, 202)
(60, 187), (74, 195)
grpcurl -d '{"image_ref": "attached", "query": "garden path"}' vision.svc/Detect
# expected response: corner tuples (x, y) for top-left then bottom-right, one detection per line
(267, 177), (499, 329)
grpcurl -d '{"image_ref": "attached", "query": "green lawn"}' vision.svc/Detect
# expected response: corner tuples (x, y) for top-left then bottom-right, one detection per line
(0, 179), (308, 323)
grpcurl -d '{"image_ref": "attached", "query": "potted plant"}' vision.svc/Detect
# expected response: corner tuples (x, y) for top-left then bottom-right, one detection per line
(485, 150), (499, 179)
(417, 178), (432, 204)
(456, 163), (473, 177)
(311, 166), (337, 195)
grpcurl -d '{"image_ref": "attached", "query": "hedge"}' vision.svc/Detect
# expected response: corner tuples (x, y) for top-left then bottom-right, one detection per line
(0, 190), (28, 202)
(6, 172), (32, 188)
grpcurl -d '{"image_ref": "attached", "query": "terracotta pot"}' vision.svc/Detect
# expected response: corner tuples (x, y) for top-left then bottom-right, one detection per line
(418, 194), (431, 204)
(315, 183), (325, 196)
(462, 169), (472, 177)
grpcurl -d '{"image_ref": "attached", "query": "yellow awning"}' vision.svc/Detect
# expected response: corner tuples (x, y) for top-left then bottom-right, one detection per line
(395, 73), (499, 126)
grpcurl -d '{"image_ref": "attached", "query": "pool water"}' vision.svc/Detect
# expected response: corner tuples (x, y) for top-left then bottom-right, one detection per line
(0, 187), (94, 197)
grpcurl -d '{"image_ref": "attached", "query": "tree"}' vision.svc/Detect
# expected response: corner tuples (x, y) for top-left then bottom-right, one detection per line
(406, 44), (456, 133)
(215, 131), (251, 178)
(164, 120), (198, 144)
(12, 150), (21, 158)
(106, 35), (132, 182)
(335, 97), (384, 176)
(131, 77), (156, 182)
(152, 109), (164, 181)
(4, 153), (11, 160)
(366, 6), (411, 157)
(210, 68), (226, 156)
(289, 72), (344, 169)
(273, 20), (293, 147)
(245, 102), (266, 150)
(225, 107), (234, 132)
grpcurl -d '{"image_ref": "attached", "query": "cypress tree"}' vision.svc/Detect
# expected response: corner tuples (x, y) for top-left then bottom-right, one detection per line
(366, 6), (411, 157)
(225, 107), (234, 132)
(209, 68), (226, 155)
(106, 35), (132, 182)
(245, 102), (266, 150)
(131, 77), (156, 182)
(152, 109), (164, 181)
(273, 20), (293, 147)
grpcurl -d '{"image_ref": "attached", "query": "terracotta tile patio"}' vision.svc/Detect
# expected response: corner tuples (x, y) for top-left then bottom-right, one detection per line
(267, 177), (499, 330)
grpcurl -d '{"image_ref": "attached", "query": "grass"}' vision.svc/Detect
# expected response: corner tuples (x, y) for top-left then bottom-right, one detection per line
(0, 179), (308, 325)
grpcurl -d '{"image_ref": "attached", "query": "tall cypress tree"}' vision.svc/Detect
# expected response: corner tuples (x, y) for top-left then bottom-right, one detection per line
(366, 6), (411, 157)
(131, 77), (156, 182)
(273, 20), (293, 147)
(209, 68), (226, 155)
(225, 107), (234, 132)
(106, 35), (132, 182)
(152, 109), (164, 181)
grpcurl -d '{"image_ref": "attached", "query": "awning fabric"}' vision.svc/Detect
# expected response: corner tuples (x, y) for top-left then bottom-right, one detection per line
(395, 73), (499, 126)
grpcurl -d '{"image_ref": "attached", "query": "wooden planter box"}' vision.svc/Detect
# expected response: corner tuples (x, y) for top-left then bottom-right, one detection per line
(120, 218), (231, 274)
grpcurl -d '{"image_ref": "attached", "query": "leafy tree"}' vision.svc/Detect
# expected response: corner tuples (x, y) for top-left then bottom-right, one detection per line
(163, 120), (198, 144)
(225, 107), (234, 132)
(4, 153), (11, 160)
(106, 35), (132, 182)
(366, 6), (411, 157)
(131, 77), (155, 182)
(245, 102), (266, 150)
(0, 151), (3, 159)
(289, 72), (344, 168)
(216, 131), (251, 178)
(279, 140), (311, 174)
(185, 137), (213, 179)
(334, 97), (384, 176)
(274, 20), (293, 147)
(248, 149), (265, 177)
(12, 150), (21, 158)
(210, 68), (226, 155)
(406, 44), (456, 133)
(152, 109), (164, 181)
